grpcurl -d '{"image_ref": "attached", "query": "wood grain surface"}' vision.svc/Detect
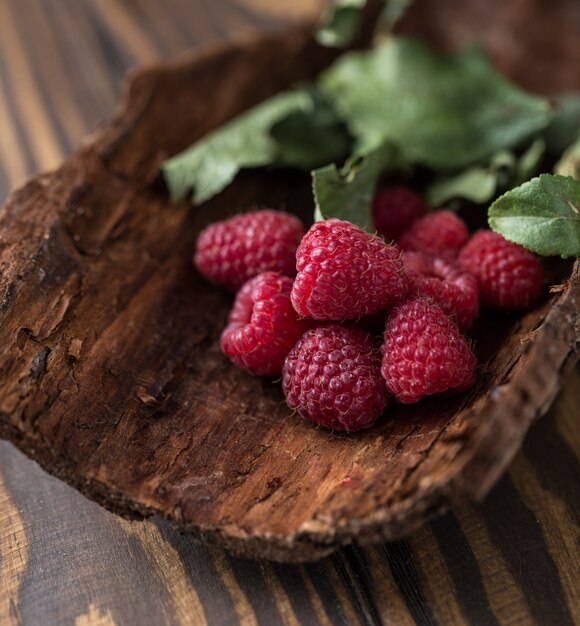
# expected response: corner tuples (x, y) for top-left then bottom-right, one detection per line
(0, 0), (578, 624)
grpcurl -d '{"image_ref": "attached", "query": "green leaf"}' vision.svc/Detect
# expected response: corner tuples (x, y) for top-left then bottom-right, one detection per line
(378, 0), (413, 30)
(316, 0), (414, 48)
(488, 174), (580, 258)
(427, 151), (515, 206)
(316, 0), (366, 49)
(312, 143), (402, 231)
(320, 38), (553, 170)
(542, 94), (580, 159)
(270, 92), (352, 169)
(427, 167), (499, 207)
(555, 137), (580, 180)
(515, 138), (545, 184)
(161, 89), (347, 204)
(427, 140), (546, 207)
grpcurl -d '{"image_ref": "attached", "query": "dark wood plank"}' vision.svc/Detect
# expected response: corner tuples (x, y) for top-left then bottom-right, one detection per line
(0, 1), (578, 624)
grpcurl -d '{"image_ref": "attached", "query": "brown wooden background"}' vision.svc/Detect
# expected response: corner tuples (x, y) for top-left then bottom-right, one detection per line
(0, 1), (578, 624)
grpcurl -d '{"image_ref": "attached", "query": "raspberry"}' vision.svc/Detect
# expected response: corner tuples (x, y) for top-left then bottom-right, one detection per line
(220, 272), (311, 376)
(403, 251), (479, 330)
(381, 298), (477, 404)
(399, 210), (469, 260)
(291, 219), (407, 321)
(372, 185), (429, 241)
(194, 210), (304, 291)
(282, 325), (389, 432)
(458, 231), (544, 310)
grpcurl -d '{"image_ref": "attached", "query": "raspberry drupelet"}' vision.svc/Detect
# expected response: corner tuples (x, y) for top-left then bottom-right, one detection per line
(221, 272), (311, 376)
(194, 209), (304, 292)
(283, 325), (389, 432)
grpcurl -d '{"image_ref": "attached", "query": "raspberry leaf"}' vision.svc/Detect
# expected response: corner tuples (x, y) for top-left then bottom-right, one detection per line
(427, 167), (499, 207)
(270, 92), (352, 170)
(316, 0), (413, 49)
(427, 152), (515, 207)
(312, 143), (402, 231)
(316, 0), (366, 48)
(378, 0), (414, 31)
(555, 138), (580, 180)
(162, 89), (350, 204)
(427, 140), (546, 207)
(320, 38), (553, 170)
(516, 139), (546, 184)
(488, 174), (580, 258)
(542, 94), (580, 159)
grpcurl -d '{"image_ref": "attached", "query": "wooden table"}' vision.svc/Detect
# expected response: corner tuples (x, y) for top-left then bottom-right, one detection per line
(0, 1), (578, 624)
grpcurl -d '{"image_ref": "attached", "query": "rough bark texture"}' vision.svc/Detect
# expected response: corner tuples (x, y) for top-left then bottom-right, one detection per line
(0, 0), (578, 562)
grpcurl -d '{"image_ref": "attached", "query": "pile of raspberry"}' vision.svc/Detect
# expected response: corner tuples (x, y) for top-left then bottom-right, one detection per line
(194, 189), (545, 432)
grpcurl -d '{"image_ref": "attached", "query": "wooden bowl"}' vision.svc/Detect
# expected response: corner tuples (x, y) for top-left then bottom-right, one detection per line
(0, 0), (578, 562)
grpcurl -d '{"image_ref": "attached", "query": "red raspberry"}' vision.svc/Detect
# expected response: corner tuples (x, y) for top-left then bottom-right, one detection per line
(282, 325), (389, 432)
(458, 231), (544, 310)
(381, 298), (477, 404)
(194, 210), (304, 291)
(291, 219), (407, 321)
(403, 251), (479, 330)
(399, 210), (469, 260)
(221, 272), (311, 376)
(372, 185), (429, 241)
